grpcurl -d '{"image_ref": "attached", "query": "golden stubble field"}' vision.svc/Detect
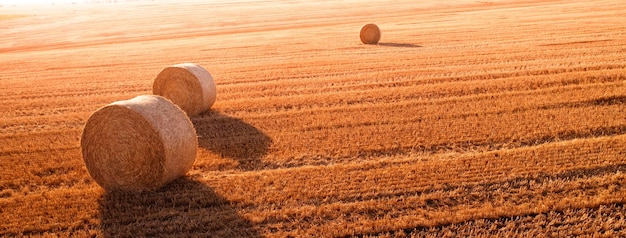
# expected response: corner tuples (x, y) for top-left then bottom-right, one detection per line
(1, 0), (625, 236)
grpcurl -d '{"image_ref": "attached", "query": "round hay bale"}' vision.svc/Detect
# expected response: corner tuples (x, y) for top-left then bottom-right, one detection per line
(360, 23), (381, 44)
(81, 95), (198, 191)
(152, 63), (217, 117)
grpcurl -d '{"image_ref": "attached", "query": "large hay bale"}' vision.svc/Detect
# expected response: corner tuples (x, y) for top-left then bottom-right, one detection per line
(152, 63), (217, 117)
(360, 23), (381, 44)
(81, 95), (198, 191)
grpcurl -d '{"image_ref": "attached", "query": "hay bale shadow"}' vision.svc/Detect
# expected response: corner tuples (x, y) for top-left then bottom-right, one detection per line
(192, 111), (272, 170)
(99, 178), (260, 237)
(377, 42), (422, 48)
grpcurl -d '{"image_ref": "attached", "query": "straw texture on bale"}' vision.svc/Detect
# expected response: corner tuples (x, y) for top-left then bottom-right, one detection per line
(153, 63), (217, 116)
(81, 95), (197, 191)
(360, 23), (381, 44)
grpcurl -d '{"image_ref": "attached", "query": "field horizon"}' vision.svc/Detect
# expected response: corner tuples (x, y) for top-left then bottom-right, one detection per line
(1, 0), (625, 236)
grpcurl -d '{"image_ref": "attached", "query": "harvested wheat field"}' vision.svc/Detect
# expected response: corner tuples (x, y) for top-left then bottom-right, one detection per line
(1, 0), (626, 237)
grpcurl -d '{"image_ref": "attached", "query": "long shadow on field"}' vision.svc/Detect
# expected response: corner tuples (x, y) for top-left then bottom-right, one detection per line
(377, 42), (422, 48)
(192, 111), (272, 170)
(99, 178), (260, 237)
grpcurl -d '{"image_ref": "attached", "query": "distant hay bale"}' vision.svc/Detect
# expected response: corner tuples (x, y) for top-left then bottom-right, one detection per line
(360, 23), (381, 44)
(81, 95), (198, 191)
(152, 63), (217, 117)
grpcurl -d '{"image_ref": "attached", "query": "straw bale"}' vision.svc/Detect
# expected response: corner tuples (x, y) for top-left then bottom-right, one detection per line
(360, 23), (381, 44)
(81, 95), (197, 191)
(153, 63), (217, 116)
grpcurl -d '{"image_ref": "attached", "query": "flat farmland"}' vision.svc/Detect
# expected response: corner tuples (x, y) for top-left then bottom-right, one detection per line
(1, 0), (626, 236)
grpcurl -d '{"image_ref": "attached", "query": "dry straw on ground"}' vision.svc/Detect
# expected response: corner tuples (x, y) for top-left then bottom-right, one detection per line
(360, 23), (381, 44)
(81, 95), (198, 191)
(153, 63), (217, 116)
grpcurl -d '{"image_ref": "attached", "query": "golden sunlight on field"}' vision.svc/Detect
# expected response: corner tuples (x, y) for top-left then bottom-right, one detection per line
(0, 15), (27, 20)
(1, 0), (625, 236)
